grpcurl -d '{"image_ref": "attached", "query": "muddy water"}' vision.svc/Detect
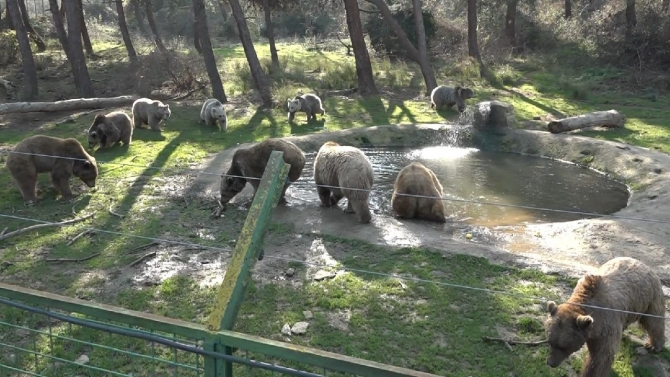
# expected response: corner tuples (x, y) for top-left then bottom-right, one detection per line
(287, 146), (630, 227)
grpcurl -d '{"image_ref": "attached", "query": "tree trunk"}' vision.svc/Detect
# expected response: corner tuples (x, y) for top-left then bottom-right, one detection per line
(193, 17), (202, 54)
(227, 0), (272, 107)
(77, 0), (93, 55)
(192, 0), (226, 103)
(59, 0), (65, 21)
(547, 110), (626, 134)
(262, 0), (278, 70)
(364, 0), (436, 94)
(64, 0), (95, 96)
(564, 0), (572, 18)
(48, 0), (70, 56)
(0, 95), (140, 114)
(17, 0), (46, 51)
(115, 0), (138, 64)
(505, 0), (517, 49)
(662, 0), (669, 13)
(217, 0), (228, 21)
(145, 0), (168, 54)
(467, 0), (481, 60)
(7, 0), (38, 99)
(5, 0), (14, 29)
(343, 0), (377, 96)
(412, 0), (436, 94)
(131, 0), (146, 34)
(625, 0), (636, 29)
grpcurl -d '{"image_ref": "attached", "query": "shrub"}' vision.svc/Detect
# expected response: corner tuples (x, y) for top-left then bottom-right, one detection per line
(364, 8), (437, 60)
(0, 30), (19, 67)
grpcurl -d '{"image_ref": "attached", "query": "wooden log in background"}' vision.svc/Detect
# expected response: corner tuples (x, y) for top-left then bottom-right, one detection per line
(548, 109), (626, 134)
(0, 95), (140, 115)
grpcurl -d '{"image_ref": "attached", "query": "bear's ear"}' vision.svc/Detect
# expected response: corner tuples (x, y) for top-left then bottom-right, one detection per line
(83, 161), (91, 168)
(90, 131), (97, 138)
(547, 301), (558, 316)
(575, 315), (593, 330)
(226, 177), (234, 186)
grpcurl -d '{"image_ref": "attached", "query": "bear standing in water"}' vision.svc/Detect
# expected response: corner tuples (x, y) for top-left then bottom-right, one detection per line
(6, 135), (98, 204)
(545, 257), (666, 377)
(391, 162), (446, 223)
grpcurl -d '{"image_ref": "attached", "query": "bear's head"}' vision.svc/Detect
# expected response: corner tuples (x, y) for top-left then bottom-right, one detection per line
(453, 86), (471, 113)
(157, 103), (171, 120)
(220, 154), (248, 204)
(287, 98), (302, 113)
(87, 114), (107, 150)
(211, 105), (227, 122)
(73, 156), (99, 188)
(544, 301), (593, 368)
(458, 87), (475, 100)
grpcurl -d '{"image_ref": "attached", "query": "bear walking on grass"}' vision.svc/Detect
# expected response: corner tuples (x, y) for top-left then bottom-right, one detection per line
(132, 98), (171, 131)
(287, 93), (325, 123)
(200, 98), (228, 132)
(6, 135), (98, 204)
(430, 85), (475, 113)
(220, 139), (306, 205)
(545, 257), (666, 377)
(313, 141), (374, 224)
(391, 162), (446, 223)
(87, 111), (134, 151)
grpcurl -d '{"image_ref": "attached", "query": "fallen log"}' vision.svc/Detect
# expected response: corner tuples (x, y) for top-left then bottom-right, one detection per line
(0, 95), (140, 115)
(548, 109), (625, 134)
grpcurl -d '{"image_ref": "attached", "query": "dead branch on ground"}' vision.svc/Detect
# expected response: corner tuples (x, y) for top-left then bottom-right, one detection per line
(46, 253), (101, 263)
(0, 213), (95, 242)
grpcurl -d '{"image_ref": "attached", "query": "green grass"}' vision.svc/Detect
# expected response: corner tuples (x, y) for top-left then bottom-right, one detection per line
(2, 38), (670, 376)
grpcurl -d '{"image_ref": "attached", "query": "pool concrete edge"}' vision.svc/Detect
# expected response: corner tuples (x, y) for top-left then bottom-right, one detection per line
(192, 124), (670, 280)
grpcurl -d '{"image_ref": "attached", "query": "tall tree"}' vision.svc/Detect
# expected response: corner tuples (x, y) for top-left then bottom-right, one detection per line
(48, 0), (71, 57)
(64, 0), (94, 96)
(364, 0), (437, 94)
(411, 0), (436, 93)
(7, 0), (37, 98)
(145, 0), (168, 54)
(193, 17), (202, 54)
(228, 0), (272, 107)
(17, 0), (46, 51)
(261, 0), (279, 69)
(128, 0), (147, 34)
(505, 0), (517, 49)
(77, 0), (93, 55)
(467, 0), (481, 60)
(192, 0), (227, 102)
(115, 0), (138, 64)
(5, 0), (14, 29)
(565, 0), (571, 18)
(343, 0), (377, 96)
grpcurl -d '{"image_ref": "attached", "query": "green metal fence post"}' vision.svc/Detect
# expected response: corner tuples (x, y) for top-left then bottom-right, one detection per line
(204, 150), (291, 377)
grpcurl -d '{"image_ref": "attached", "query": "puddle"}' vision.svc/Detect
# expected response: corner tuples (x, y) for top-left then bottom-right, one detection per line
(287, 146), (630, 227)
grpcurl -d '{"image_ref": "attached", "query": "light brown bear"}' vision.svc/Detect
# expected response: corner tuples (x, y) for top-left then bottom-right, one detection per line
(220, 139), (306, 205)
(313, 141), (374, 224)
(391, 162), (446, 223)
(545, 257), (666, 377)
(87, 111), (134, 151)
(131, 98), (171, 131)
(6, 135), (98, 203)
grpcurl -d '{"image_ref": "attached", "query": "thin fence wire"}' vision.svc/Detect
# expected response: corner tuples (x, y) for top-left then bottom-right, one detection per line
(0, 212), (666, 320)
(1, 149), (668, 225)
(0, 296), (324, 377)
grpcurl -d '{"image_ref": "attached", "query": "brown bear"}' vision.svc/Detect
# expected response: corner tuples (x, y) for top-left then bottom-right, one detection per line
(131, 98), (171, 131)
(545, 257), (666, 377)
(5, 135), (98, 203)
(220, 139), (306, 205)
(313, 141), (374, 224)
(391, 162), (446, 223)
(87, 111), (134, 151)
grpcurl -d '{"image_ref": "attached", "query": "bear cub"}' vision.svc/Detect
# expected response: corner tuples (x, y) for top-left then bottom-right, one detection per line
(313, 141), (374, 224)
(87, 111), (134, 151)
(391, 162), (446, 223)
(6, 135), (98, 203)
(287, 93), (325, 123)
(545, 257), (666, 377)
(220, 139), (306, 205)
(200, 98), (228, 132)
(132, 98), (171, 131)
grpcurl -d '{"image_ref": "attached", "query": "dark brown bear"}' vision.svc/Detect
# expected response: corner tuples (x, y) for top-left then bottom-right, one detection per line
(5, 135), (98, 203)
(87, 111), (134, 151)
(391, 162), (446, 223)
(220, 139), (306, 205)
(545, 257), (666, 377)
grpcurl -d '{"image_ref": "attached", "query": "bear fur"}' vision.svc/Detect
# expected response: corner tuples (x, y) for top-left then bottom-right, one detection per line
(313, 141), (374, 224)
(200, 98), (228, 132)
(87, 111), (134, 150)
(5, 135), (98, 203)
(391, 162), (446, 223)
(131, 98), (171, 131)
(430, 85), (475, 113)
(287, 93), (325, 122)
(220, 139), (306, 205)
(545, 257), (666, 377)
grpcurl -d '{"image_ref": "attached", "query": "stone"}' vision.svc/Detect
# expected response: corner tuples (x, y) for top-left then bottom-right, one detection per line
(285, 268), (295, 277)
(472, 100), (515, 134)
(74, 354), (89, 365)
(281, 323), (292, 336)
(303, 310), (314, 320)
(291, 321), (309, 335)
(313, 270), (336, 281)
